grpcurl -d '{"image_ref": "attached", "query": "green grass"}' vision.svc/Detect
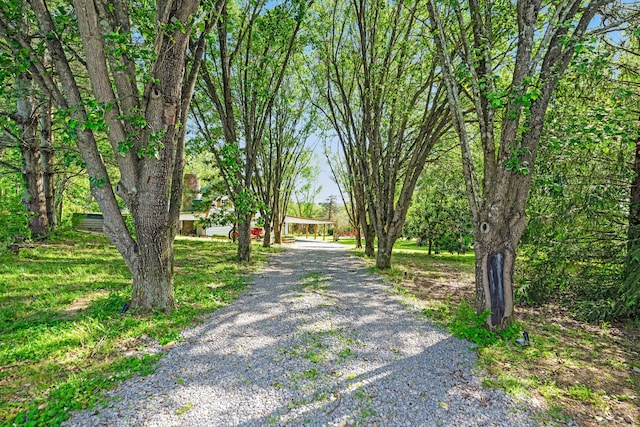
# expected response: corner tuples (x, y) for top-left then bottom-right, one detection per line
(0, 228), (280, 426)
(337, 237), (475, 268)
(361, 246), (640, 426)
(298, 272), (329, 292)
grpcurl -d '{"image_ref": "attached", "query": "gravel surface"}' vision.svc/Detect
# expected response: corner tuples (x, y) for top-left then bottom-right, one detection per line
(64, 239), (537, 426)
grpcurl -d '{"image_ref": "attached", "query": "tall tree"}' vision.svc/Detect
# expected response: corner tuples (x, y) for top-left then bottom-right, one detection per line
(253, 77), (315, 246)
(0, 15), (54, 238)
(428, 0), (612, 327)
(600, 7), (640, 316)
(0, 0), (211, 313)
(193, 0), (310, 261)
(312, 0), (450, 268)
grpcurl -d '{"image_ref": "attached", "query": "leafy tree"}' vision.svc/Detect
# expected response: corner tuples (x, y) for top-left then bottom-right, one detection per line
(192, 0), (310, 261)
(0, 0), (212, 313)
(0, 15), (56, 238)
(428, 0), (612, 328)
(320, 194), (338, 220)
(404, 146), (472, 255)
(514, 7), (639, 321)
(518, 71), (634, 318)
(253, 75), (316, 246)
(610, 15), (640, 317)
(311, 0), (450, 268)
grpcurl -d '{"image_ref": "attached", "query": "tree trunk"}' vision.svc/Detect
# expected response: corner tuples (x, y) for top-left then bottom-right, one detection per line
(363, 223), (375, 257)
(473, 239), (516, 328)
(130, 218), (175, 312)
(354, 226), (362, 248)
(237, 214), (252, 261)
(272, 194), (281, 244)
(262, 221), (271, 247)
(274, 218), (282, 244)
(357, 201), (375, 256)
(40, 100), (56, 230)
(16, 73), (48, 238)
(375, 232), (396, 269)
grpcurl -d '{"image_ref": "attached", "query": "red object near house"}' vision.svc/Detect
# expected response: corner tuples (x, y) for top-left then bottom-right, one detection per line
(251, 227), (264, 239)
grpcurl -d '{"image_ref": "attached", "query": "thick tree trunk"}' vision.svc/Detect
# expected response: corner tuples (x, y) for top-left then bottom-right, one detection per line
(375, 233), (394, 269)
(16, 74), (48, 238)
(472, 207), (526, 328)
(130, 219), (175, 312)
(66, 0), (199, 313)
(474, 243), (516, 328)
(237, 214), (252, 261)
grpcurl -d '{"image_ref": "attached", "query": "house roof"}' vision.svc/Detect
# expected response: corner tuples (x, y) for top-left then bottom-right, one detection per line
(179, 212), (208, 221)
(284, 215), (334, 225)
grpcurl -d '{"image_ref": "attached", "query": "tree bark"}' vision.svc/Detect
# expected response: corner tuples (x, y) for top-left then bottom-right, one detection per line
(472, 219), (523, 327)
(16, 73), (49, 238)
(262, 221), (272, 247)
(40, 100), (56, 230)
(273, 200), (282, 244)
(376, 232), (393, 269)
(358, 203), (375, 257)
(237, 214), (252, 262)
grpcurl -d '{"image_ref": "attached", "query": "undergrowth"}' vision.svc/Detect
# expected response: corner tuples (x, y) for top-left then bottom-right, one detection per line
(423, 300), (522, 347)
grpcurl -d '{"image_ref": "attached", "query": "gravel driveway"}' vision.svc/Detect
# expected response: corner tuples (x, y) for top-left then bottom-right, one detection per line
(65, 239), (536, 426)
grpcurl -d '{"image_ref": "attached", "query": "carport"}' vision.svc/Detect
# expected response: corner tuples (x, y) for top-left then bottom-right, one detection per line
(283, 216), (335, 240)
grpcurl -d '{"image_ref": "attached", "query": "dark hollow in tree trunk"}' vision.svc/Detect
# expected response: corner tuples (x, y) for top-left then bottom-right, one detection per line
(487, 252), (505, 326)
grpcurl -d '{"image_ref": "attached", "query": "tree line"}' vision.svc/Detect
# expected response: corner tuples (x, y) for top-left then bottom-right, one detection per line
(0, 0), (638, 328)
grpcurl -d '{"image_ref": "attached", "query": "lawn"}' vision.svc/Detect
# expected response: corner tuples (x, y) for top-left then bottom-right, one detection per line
(0, 229), (281, 426)
(344, 239), (640, 427)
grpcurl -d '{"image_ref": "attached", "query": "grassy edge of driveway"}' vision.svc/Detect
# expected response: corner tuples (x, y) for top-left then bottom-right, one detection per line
(344, 241), (639, 427)
(0, 229), (282, 426)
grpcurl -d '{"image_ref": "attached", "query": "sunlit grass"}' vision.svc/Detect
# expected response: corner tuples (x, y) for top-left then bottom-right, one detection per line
(337, 237), (475, 270)
(0, 228), (280, 426)
(363, 246), (640, 425)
